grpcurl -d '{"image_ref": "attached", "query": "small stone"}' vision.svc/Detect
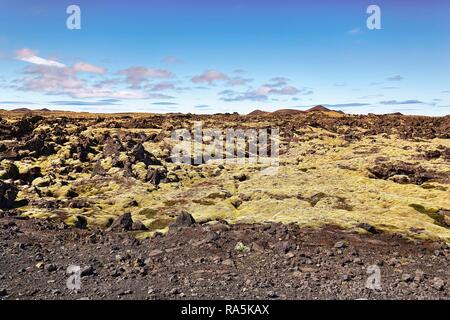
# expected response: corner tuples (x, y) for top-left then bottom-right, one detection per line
(267, 291), (278, 298)
(285, 252), (295, 259)
(149, 249), (163, 257)
(432, 277), (445, 291)
(334, 241), (348, 249)
(434, 250), (443, 257)
(356, 223), (380, 234)
(341, 274), (352, 282)
(52, 289), (61, 295)
(35, 253), (44, 261)
(222, 259), (234, 266)
(45, 263), (57, 272)
(119, 290), (133, 296)
(81, 265), (95, 277)
(170, 288), (180, 295)
(414, 269), (425, 282)
(15, 242), (26, 250)
(233, 173), (248, 182)
(402, 273), (413, 283)
(110, 269), (121, 277)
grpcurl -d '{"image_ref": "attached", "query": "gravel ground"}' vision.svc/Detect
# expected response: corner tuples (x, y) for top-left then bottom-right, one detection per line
(0, 212), (449, 300)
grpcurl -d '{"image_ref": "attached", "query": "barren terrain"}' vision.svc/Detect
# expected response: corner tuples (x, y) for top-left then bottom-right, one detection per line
(0, 108), (449, 299)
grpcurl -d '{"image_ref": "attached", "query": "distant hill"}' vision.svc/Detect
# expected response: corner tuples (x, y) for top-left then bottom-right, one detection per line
(248, 109), (270, 116)
(272, 109), (305, 115)
(306, 105), (331, 112)
(248, 105), (339, 116)
(11, 108), (32, 112)
(7, 107), (53, 113)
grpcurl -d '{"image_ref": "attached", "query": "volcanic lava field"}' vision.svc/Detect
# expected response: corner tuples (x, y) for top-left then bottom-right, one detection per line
(0, 108), (449, 299)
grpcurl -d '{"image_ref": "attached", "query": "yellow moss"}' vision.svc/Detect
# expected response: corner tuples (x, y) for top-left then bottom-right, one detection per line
(13, 126), (450, 242)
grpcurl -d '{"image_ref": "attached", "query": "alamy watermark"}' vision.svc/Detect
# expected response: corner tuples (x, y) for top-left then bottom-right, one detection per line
(67, 5), (81, 30)
(367, 5), (382, 30)
(366, 264), (382, 291)
(66, 4), (381, 31)
(66, 265), (81, 291)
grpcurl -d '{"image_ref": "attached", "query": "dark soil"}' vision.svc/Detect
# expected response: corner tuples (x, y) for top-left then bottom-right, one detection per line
(0, 213), (449, 300)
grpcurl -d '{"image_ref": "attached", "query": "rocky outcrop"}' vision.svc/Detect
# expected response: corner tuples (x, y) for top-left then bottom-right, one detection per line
(0, 181), (17, 209)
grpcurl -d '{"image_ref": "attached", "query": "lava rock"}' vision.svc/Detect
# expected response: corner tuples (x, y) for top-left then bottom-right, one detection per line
(132, 220), (148, 231)
(0, 181), (18, 209)
(107, 212), (134, 231)
(169, 212), (196, 228)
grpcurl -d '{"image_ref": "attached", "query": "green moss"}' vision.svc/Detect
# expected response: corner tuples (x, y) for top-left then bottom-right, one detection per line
(65, 215), (88, 229)
(148, 218), (172, 230)
(138, 208), (159, 219)
(409, 204), (447, 228)
(409, 203), (439, 215)
(193, 199), (215, 206)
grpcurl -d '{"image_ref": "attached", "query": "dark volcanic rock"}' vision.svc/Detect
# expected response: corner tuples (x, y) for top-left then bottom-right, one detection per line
(357, 223), (381, 234)
(129, 143), (161, 166)
(102, 137), (124, 157)
(20, 166), (42, 185)
(14, 115), (43, 138)
(146, 168), (166, 185)
(0, 181), (18, 209)
(108, 212), (134, 231)
(132, 220), (148, 231)
(0, 161), (20, 180)
(70, 137), (96, 162)
(92, 161), (107, 176)
(22, 133), (55, 157)
(170, 212), (196, 228)
(368, 162), (447, 185)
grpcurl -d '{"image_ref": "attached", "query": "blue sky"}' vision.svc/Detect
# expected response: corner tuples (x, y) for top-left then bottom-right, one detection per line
(0, 0), (449, 115)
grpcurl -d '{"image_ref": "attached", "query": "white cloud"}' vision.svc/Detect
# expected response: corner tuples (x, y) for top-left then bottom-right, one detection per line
(191, 70), (229, 85)
(15, 48), (66, 68)
(73, 62), (107, 74)
(118, 67), (173, 88)
(347, 27), (363, 36)
(387, 75), (404, 81)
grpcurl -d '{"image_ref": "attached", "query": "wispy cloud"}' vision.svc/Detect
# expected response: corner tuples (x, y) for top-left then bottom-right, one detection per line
(0, 100), (35, 105)
(152, 102), (178, 105)
(162, 55), (182, 65)
(15, 48), (66, 68)
(387, 75), (403, 81)
(16, 64), (157, 100)
(347, 27), (363, 36)
(359, 94), (384, 99)
(194, 105), (212, 109)
(118, 67), (173, 88)
(147, 82), (176, 92)
(380, 100), (425, 105)
(227, 77), (253, 86)
(327, 103), (371, 108)
(191, 70), (229, 85)
(219, 86), (301, 102)
(51, 99), (121, 106)
(382, 86), (400, 90)
(73, 62), (107, 74)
